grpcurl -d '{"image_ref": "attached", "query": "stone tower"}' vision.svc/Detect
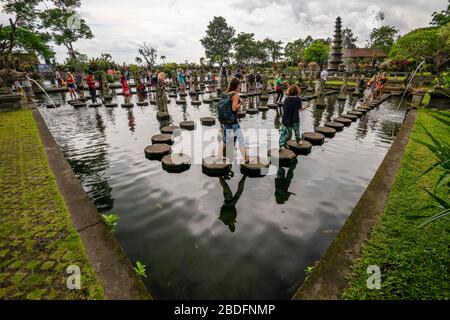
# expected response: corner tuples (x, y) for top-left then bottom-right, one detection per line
(328, 16), (344, 72)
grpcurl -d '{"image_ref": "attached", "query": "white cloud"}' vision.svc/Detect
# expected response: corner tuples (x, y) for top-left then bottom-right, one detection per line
(0, 0), (446, 64)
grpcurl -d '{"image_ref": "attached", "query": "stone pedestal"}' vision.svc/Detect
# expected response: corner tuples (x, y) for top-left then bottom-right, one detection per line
(0, 92), (22, 111)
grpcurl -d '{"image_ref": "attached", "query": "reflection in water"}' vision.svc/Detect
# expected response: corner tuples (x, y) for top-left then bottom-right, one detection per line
(274, 108), (281, 130)
(219, 175), (247, 233)
(275, 159), (298, 204)
(127, 110), (136, 132)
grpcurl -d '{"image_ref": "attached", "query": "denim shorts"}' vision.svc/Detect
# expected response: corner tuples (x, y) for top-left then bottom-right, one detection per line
(223, 123), (245, 146)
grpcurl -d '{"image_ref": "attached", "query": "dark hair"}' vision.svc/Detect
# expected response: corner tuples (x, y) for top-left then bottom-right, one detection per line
(287, 85), (300, 96)
(227, 77), (240, 93)
(282, 74), (286, 78)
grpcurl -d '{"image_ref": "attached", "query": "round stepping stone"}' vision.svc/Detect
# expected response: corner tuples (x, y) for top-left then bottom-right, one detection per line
(240, 157), (270, 177)
(179, 92), (187, 97)
(176, 99), (187, 104)
(202, 156), (231, 177)
(260, 96), (269, 101)
(212, 97), (221, 102)
(324, 121), (345, 131)
(348, 111), (363, 116)
(151, 134), (173, 145)
(68, 100), (79, 105)
(162, 153), (191, 173)
(316, 126), (336, 138)
(268, 148), (297, 167)
(168, 93), (177, 98)
(240, 93), (248, 98)
(78, 97), (87, 102)
(267, 103), (278, 109)
(105, 103), (118, 108)
(200, 117), (216, 126)
(354, 108), (368, 113)
(257, 105), (269, 111)
(137, 101), (149, 106)
(149, 99), (156, 105)
(237, 111), (246, 118)
(302, 132), (325, 145)
(334, 117), (352, 126)
(338, 96), (347, 101)
(121, 103), (134, 108)
(73, 103), (86, 107)
(247, 108), (258, 114)
(180, 121), (195, 130)
(145, 144), (171, 160)
(191, 100), (202, 106)
(89, 103), (102, 107)
(161, 125), (179, 134)
(341, 114), (358, 121)
(287, 140), (312, 155)
(202, 98), (213, 103)
(46, 103), (60, 108)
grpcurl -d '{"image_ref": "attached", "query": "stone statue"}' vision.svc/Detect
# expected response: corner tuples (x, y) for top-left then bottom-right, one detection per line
(156, 73), (169, 120)
(0, 69), (26, 93)
(338, 73), (348, 100)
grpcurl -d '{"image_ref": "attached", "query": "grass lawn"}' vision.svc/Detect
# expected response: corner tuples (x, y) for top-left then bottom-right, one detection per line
(0, 109), (104, 299)
(326, 80), (356, 86)
(342, 108), (450, 299)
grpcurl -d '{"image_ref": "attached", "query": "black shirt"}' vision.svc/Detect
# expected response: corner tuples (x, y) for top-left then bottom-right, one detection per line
(282, 96), (302, 126)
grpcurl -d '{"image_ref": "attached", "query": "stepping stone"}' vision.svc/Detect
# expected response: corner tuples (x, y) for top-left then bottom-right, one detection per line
(137, 101), (149, 106)
(105, 103), (118, 108)
(145, 144), (171, 160)
(247, 108), (258, 114)
(68, 100), (79, 105)
(268, 148), (297, 167)
(237, 111), (246, 118)
(202, 156), (231, 177)
(149, 99), (156, 104)
(191, 100), (202, 106)
(338, 96), (347, 101)
(354, 108), (368, 113)
(341, 114), (358, 121)
(315, 126), (336, 138)
(151, 134), (173, 145)
(287, 140), (312, 155)
(302, 132), (325, 145)
(212, 97), (221, 102)
(121, 103), (134, 108)
(324, 121), (345, 131)
(240, 93), (248, 98)
(89, 103), (102, 108)
(157, 112), (170, 120)
(257, 105), (269, 111)
(176, 99), (187, 104)
(78, 97), (87, 102)
(334, 117), (352, 125)
(202, 98), (213, 103)
(348, 110), (363, 116)
(162, 153), (191, 173)
(161, 125), (179, 134)
(168, 93), (177, 98)
(240, 157), (270, 177)
(46, 103), (60, 108)
(260, 96), (269, 101)
(267, 103), (278, 109)
(200, 117), (216, 126)
(179, 92), (187, 97)
(180, 121), (195, 130)
(73, 103), (86, 107)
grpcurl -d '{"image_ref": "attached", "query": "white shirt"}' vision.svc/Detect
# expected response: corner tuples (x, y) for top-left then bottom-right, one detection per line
(320, 70), (328, 81)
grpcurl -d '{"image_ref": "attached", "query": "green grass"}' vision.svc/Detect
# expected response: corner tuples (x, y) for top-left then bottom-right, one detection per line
(421, 93), (431, 106)
(0, 109), (104, 300)
(325, 80), (356, 86)
(342, 109), (450, 300)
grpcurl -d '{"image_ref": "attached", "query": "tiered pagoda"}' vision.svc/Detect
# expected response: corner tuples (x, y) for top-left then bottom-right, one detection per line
(328, 16), (344, 72)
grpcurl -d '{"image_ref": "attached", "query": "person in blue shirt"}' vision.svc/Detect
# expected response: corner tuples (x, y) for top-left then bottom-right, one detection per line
(279, 85), (305, 148)
(177, 68), (186, 91)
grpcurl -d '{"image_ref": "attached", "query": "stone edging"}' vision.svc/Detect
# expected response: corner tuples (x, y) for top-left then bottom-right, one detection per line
(32, 109), (152, 300)
(292, 108), (418, 300)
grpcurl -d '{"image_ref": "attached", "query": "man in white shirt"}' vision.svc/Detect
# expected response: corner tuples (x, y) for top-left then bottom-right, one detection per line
(320, 69), (328, 82)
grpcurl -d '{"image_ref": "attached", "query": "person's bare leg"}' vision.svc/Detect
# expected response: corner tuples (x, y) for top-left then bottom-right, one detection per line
(240, 145), (249, 163)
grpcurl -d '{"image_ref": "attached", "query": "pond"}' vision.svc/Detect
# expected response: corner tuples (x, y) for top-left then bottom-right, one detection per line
(37, 88), (407, 299)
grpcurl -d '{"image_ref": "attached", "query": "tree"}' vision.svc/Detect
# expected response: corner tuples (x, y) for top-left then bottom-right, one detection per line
(262, 38), (284, 63)
(200, 16), (235, 68)
(1, 0), (42, 30)
(369, 25), (399, 53)
(303, 40), (330, 65)
(233, 32), (265, 66)
(343, 27), (358, 48)
(390, 25), (450, 84)
(138, 42), (157, 69)
(284, 36), (313, 65)
(40, 0), (93, 60)
(431, 2), (450, 26)
(0, 26), (54, 60)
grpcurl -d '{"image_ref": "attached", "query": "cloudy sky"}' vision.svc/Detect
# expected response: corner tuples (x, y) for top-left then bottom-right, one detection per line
(0, 0), (447, 64)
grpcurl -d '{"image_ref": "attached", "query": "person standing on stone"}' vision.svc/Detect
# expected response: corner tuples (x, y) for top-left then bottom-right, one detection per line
(86, 72), (97, 103)
(120, 72), (131, 103)
(177, 68), (186, 91)
(66, 71), (77, 101)
(279, 85), (304, 148)
(363, 85), (373, 106)
(320, 68), (329, 82)
(75, 70), (85, 99)
(156, 72), (169, 115)
(255, 72), (262, 91)
(275, 74), (288, 103)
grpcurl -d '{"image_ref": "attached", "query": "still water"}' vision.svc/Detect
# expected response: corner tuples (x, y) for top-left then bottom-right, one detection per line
(38, 90), (407, 299)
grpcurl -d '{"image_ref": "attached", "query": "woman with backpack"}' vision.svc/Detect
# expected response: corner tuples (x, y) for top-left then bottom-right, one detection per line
(216, 77), (249, 163)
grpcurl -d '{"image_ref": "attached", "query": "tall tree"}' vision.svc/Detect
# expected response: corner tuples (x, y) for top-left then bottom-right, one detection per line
(342, 27), (358, 48)
(200, 16), (235, 68)
(0, 26), (54, 60)
(431, 2), (450, 26)
(303, 40), (330, 65)
(262, 38), (283, 63)
(138, 42), (158, 69)
(40, 0), (93, 60)
(233, 32), (264, 66)
(369, 26), (399, 54)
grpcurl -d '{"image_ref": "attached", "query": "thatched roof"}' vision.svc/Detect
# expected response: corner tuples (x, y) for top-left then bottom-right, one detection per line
(343, 48), (387, 59)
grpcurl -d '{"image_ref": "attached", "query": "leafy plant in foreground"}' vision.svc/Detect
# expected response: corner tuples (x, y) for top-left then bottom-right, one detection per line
(134, 261), (147, 278)
(102, 214), (119, 232)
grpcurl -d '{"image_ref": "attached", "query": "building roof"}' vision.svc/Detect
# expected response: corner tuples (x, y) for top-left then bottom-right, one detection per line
(343, 48), (387, 59)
